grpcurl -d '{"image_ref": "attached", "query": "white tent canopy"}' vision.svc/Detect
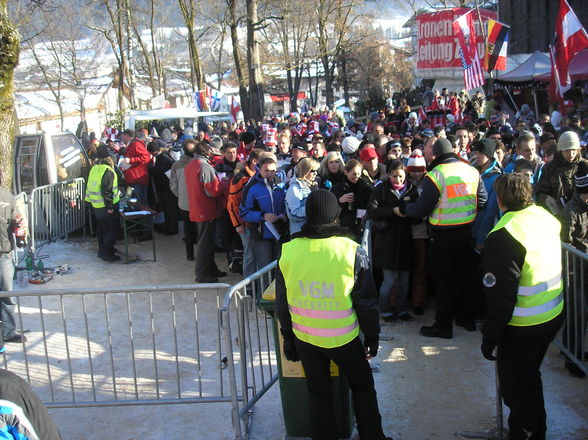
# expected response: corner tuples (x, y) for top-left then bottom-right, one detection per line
(125, 109), (230, 129)
(495, 51), (550, 83)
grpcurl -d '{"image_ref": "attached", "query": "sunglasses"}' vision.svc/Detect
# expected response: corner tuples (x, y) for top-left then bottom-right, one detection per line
(309, 169), (319, 173)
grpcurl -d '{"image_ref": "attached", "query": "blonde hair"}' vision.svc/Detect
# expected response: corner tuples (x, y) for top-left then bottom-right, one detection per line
(318, 151), (345, 177)
(296, 157), (319, 180)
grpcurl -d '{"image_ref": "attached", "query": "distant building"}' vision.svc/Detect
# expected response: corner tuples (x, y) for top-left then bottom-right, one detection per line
(499, 0), (588, 54)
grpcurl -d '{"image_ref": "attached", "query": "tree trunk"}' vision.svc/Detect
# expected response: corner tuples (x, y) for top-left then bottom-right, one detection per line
(179, 0), (204, 92)
(228, 0), (249, 120)
(340, 50), (350, 106)
(0, 0), (19, 189)
(129, 4), (157, 97)
(246, 0), (264, 120)
(150, 0), (163, 95)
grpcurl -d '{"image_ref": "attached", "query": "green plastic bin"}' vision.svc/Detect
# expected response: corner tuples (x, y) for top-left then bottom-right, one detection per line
(259, 295), (353, 439)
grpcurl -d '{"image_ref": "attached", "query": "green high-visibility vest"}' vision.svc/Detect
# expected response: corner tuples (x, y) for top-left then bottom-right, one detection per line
(427, 161), (480, 226)
(489, 205), (564, 326)
(85, 164), (120, 208)
(279, 236), (360, 348)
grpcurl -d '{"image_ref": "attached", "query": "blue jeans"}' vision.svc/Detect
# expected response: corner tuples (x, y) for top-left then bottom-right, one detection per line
(0, 253), (17, 338)
(379, 269), (410, 315)
(239, 231), (255, 280)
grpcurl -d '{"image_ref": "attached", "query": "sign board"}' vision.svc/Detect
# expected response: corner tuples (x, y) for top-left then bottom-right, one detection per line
(416, 8), (497, 79)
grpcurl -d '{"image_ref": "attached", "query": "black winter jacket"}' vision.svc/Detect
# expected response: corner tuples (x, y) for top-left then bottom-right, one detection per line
(368, 181), (419, 270)
(275, 224), (381, 344)
(331, 178), (373, 237)
(562, 191), (588, 253)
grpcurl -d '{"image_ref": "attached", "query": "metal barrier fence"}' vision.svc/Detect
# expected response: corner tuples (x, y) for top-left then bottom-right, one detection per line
(557, 243), (587, 375)
(0, 283), (237, 408)
(222, 262), (278, 440)
(28, 178), (86, 251)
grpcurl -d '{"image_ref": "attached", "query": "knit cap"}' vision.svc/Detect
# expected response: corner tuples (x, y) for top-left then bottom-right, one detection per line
(557, 131), (580, 151)
(575, 160), (588, 194)
(432, 137), (453, 157)
(341, 136), (360, 154)
(96, 144), (110, 159)
(474, 138), (497, 159)
(407, 149), (426, 172)
(305, 189), (341, 225)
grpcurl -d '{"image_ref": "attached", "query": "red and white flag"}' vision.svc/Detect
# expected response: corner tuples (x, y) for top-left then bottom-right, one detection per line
(230, 96), (241, 123)
(452, 10), (485, 90)
(550, 0), (588, 100)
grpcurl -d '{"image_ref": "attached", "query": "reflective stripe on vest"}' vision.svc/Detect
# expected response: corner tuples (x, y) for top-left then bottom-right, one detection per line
(489, 205), (564, 326)
(279, 236), (359, 349)
(84, 164), (120, 208)
(427, 161), (480, 226)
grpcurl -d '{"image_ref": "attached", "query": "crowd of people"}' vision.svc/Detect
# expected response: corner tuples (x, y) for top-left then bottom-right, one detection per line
(81, 89), (587, 439)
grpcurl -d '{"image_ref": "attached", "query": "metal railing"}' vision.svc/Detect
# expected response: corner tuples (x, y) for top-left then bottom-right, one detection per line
(0, 283), (234, 408)
(222, 262), (278, 440)
(28, 178), (86, 251)
(557, 243), (587, 375)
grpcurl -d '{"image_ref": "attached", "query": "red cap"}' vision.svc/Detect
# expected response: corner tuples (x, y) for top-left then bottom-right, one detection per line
(359, 147), (378, 161)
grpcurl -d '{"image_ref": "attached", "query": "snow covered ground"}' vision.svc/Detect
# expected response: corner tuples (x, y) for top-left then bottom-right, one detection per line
(6, 233), (588, 440)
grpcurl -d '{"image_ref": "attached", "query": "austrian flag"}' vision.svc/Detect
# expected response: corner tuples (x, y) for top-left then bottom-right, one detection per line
(550, 0), (588, 99)
(452, 11), (485, 90)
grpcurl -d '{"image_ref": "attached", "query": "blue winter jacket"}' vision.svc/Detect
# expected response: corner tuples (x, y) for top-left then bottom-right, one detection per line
(240, 172), (287, 240)
(472, 160), (502, 246)
(285, 176), (313, 235)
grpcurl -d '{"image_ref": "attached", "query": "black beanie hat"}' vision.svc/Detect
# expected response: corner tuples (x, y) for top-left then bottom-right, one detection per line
(96, 144), (110, 159)
(433, 137), (453, 157)
(575, 160), (588, 194)
(474, 138), (497, 159)
(305, 189), (341, 225)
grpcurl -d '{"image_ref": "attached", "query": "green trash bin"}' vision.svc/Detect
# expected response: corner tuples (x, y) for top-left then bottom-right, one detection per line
(259, 287), (354, 439)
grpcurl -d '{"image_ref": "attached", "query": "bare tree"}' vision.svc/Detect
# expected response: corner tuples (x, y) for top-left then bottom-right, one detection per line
(227, 0), (249, 119)
(178, 0), (205, 92)
(246, 0), (265, 119)
(0, 0), (21, 188)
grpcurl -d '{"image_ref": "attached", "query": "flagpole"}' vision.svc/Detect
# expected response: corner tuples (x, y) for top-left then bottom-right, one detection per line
(475, 0), (494, 94)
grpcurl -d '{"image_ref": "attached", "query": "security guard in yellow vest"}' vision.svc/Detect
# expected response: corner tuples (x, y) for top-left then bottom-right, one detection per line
(481, 173), (564, 440)
(276, 189), (391, 440)
(396, 137), (487, 338)
(85, 144), (121, 262)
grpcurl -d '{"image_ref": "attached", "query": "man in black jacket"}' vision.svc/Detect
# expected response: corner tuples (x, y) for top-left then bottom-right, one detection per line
(276, 189), (391, 440)
(396, 137), (487, 338)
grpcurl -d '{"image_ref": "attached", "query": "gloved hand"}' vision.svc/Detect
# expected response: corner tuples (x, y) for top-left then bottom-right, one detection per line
(481, 340), (498, 361)
(283, 338), (300, 362)
(364, 338), (379, 359)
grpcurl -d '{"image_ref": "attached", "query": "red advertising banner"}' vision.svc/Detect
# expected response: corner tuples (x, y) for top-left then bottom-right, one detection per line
(416, 8), (497, 70)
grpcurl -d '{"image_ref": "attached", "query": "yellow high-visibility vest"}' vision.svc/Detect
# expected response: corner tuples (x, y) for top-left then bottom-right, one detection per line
(279, 236), (359, 348)
(85, 164), (120, 208)
(489, 205), (564, 326)
(427, 161), (480, 226)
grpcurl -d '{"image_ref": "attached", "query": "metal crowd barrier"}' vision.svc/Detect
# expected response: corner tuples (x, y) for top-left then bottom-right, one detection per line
(28, 178), (86, 251)
(221, 262), (278, 440)
(557, 243), (587, 375)
(0, 283), (234, 408)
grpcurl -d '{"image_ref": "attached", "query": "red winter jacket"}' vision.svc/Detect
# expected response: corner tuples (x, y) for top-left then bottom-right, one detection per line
(123, 138), (151, 185)
(185, 155), (228, 223)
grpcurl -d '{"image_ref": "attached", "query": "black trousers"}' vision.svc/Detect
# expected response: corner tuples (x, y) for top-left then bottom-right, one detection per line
(429, 227), (476, 329)
(294, 337), (387, 440)
(95, 208), (121, 258)
(194, 219), (219, 279)
(160, 191), (179, 234)
(180, 209), (198, 259)
(497, 313), (564, 440)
